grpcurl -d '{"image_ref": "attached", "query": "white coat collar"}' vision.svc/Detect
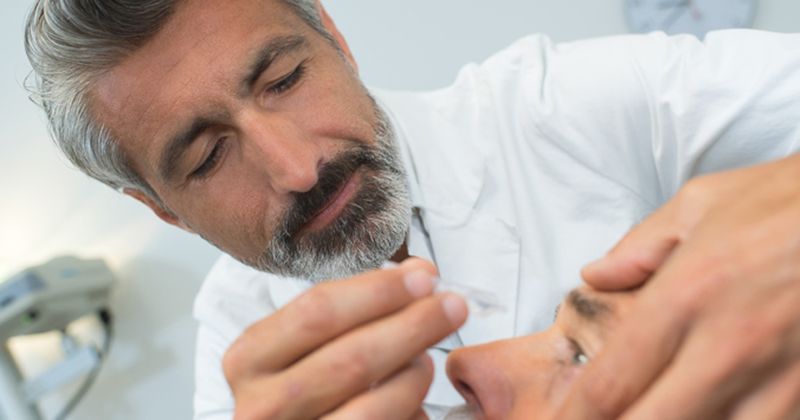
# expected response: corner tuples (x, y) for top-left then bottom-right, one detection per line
(267, 87), (522, 348)
(376, 88), (521, 346)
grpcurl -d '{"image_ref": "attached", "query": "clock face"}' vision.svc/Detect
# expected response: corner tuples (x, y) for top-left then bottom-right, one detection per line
(625, 0), (756, 38)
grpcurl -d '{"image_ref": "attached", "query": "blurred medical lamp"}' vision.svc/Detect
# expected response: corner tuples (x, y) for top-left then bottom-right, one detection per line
(0, 257), (115, 420)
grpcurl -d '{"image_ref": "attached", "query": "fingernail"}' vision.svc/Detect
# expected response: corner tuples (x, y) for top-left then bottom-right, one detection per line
(583, 257), (606, 273)
(404, 270), (434, 298)
(442, 294), (468, 324)
(400, 257), (419, 267)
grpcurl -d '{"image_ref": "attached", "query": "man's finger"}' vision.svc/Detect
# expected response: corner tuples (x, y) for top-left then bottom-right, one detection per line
(619, 335), (785, 420)
(321, 354), (434, 420)
(617, 325), (764, 420)
(412, 409), (429, 420)
(276, 293), (467, 418)
(732, 361), (800, 420)
(582, 200), (682, 291)
(623, 282), (800, 420)
(224, 258), (438, 382)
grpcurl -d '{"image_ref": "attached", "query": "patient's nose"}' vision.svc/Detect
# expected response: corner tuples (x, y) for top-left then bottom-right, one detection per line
(446, 343), (514, 420)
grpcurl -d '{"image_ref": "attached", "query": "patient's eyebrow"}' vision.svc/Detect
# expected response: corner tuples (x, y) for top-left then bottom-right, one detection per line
(566, 289), (611, 322)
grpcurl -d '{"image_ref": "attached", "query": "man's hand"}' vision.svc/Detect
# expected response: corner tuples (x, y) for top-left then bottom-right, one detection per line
(558, 154), (800, 419)
(223, 259), (468, 420)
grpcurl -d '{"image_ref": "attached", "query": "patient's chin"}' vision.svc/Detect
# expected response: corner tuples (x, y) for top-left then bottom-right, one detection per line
(443, 404), (479, 420)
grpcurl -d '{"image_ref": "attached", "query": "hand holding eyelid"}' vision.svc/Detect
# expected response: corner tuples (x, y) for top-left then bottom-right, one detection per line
(562, 156), (800, 420)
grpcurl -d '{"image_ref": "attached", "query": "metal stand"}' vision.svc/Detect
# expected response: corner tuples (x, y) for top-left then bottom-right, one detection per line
(0, 345), (40, 420)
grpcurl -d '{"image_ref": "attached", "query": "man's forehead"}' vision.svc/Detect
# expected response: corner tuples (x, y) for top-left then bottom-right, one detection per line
(89, 0), (300, 177)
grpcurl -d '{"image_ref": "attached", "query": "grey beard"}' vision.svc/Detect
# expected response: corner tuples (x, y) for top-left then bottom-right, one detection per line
(241, 100), (411, 282)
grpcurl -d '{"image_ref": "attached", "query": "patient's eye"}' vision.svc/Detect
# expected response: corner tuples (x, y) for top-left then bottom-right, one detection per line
(573, 351), (589, 366)
(569, 339), (590, 366)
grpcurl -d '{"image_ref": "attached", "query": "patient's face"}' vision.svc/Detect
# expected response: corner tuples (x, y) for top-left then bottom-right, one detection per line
(446, 286), (637, 419)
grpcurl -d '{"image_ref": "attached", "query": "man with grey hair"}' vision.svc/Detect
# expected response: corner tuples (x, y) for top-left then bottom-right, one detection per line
(25, 0), (800, 419)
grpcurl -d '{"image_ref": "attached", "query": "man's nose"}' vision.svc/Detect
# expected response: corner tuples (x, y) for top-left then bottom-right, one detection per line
(446, 344), (514, 420)
(241, 111), (323, 194)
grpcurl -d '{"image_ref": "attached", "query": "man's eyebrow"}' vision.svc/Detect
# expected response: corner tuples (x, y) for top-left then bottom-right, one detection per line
(158, 115), (225, 183)
(241, 35), (308, 94)
(566, 289), (611, 322)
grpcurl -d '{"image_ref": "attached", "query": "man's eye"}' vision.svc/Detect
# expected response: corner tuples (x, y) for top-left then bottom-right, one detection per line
(191, 138), (228, 179)
(267, 62), (307, 95)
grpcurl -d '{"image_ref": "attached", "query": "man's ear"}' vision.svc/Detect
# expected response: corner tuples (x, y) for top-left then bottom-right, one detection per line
(316, 2), (358, 72)
(123, 188), (195, 233)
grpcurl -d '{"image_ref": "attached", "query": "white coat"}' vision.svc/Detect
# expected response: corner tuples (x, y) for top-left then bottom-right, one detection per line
(193, 30), (800, 419)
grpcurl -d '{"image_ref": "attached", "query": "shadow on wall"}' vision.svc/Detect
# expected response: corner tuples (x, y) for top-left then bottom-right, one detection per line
(41, 257), (206, 420)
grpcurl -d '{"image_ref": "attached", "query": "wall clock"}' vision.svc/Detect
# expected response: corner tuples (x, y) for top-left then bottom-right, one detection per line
(625, 0), (757, 38)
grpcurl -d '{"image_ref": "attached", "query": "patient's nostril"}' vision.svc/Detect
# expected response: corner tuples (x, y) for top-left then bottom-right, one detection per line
(455, 379), (482, 411)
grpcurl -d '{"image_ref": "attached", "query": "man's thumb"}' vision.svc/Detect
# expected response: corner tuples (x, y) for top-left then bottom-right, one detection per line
(582, 230), (680, 291)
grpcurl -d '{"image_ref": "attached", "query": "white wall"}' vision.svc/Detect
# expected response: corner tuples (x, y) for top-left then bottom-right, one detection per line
(1, 1), (798, 419)
(1, 1), (221, 417)
(330, 0), (800, 90)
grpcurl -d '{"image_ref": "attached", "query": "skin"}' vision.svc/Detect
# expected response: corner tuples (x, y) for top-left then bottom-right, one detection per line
(220, 258), (466, 419)
(91, 0), (466, 418)
(92, 0), (377, 262)
(446, 287), (636, 420)
(86, 0), (800, 417)
(449, 284), (800, 420)
(559, 159), (800, 419)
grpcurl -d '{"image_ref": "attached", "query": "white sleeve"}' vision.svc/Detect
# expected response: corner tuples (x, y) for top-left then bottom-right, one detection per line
(192, 255), (285, 420)
(193, 325), (235, 420)
(510, 30), (800, 205)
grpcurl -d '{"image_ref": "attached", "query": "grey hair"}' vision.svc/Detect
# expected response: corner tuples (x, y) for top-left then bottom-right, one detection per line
(25, 0), (326, 206)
